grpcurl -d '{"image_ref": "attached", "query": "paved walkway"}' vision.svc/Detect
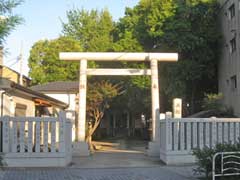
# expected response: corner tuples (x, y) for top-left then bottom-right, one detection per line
(0, 166), (198, 180)
(0, 139), (200, 180)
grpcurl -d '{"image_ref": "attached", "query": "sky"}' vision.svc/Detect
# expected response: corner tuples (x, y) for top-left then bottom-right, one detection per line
(4, 0), (139, 75)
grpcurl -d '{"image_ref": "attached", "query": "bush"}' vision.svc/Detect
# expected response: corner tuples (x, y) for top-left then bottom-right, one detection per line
(202, 93), (224, 111)
(193, 142), (240, 179)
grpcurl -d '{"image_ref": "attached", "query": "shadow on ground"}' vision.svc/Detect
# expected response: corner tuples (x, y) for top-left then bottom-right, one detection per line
(71, 138), (163, 168)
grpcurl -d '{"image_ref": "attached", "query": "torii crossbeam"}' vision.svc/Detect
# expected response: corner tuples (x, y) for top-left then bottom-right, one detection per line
(60, 52), (178, 156)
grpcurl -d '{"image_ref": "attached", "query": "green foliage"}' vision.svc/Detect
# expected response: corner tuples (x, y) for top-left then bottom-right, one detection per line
(62, 8), (114, 52)
(116, 0), (176, 50)
(87, 80), (121, 115)
(202, 93), (223, 111)
(86, 80), (122, 142)
(28, 36), (83, 85)
(0, 0), (23, 44)
(29, 0), (222, 118)
(159, 0), (221, 113)
(111, 0), (221, 113)
(193, 142), (240, 179)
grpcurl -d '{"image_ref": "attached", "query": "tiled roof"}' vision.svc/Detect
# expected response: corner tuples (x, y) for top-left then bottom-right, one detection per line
(0, 78), (68, 108)
(31, 81), (79, 93)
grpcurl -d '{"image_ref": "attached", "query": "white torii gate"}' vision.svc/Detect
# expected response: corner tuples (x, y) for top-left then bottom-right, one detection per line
(60, 52), (178, 156)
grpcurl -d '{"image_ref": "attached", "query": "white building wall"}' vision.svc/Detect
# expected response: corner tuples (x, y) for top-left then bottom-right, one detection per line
(218, 0), (240, 116)
(1, 92), (35, 117)
(45, 93), (77, 141)
(45, 93), (76, 111)
(12, 96), (35, 116)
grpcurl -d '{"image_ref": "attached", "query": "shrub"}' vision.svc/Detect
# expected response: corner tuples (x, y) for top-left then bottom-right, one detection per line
(193, 142), (240, 179)
(202, 93), (224, 111)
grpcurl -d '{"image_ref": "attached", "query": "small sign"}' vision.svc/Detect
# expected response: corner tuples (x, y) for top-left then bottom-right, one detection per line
(173, 98), (182, 118)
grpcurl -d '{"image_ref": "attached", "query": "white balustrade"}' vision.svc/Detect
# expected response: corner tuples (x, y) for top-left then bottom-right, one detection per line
(27, 121), (33, 153)
(0, 111), (72, 167)
(160, 118), (240, 165)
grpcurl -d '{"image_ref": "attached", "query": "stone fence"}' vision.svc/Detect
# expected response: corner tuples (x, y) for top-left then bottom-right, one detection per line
(0, 111), (72, 167)
(160, 117), (240, 164)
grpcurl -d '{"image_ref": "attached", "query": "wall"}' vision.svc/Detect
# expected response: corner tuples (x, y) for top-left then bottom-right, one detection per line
(1, 66), (31, 87)
(45, 93), (77, 141)
(218, 0), (240, 116)
(1, 92), (35, 117)
(12, 95), (35, 116)
(46, 93), (76, 111)
(2, 67), (19, 84)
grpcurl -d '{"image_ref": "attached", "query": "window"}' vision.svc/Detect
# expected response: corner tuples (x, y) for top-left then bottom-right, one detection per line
(229, 4), (235, 19)
(15, 103), (27, 117)
(230, 37), (236, 53)
(230, 75), (237, 90)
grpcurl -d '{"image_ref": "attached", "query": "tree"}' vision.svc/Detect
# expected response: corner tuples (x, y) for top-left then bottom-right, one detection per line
(62, 8), (114, 52)
(159, 0), (221, 113)
(117, 0), (221, 113)
(114, 0), (176, 50)
(28, 36), (83, 85)
(0, 0), (23, 45)
(86, 80), (122, 147)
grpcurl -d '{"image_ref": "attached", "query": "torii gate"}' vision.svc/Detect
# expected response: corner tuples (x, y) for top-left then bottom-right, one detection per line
(60, 52), (178, 156)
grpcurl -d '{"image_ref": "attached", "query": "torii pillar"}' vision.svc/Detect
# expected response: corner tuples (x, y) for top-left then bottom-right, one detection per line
(60, 52), (178, 156)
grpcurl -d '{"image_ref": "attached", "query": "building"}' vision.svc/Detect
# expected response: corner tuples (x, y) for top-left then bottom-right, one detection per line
(0, 78), (68, 117)
(0, 47), (31, 87)
(31, 81), (79, 140)
(0, 65), (31, 87)
(218, 0), (240, 116)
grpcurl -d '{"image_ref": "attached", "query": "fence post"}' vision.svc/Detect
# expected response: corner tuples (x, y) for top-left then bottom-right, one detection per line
(59, 111), (66, 153)
(166, 112), (172, 151)
(2, 116), (10, 153)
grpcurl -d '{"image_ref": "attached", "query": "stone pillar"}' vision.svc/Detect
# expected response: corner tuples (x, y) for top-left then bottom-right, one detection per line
(148, 59), (160, 157)
(78, 59), (87, 141)
(150, 59), (159, 141)
(173, 98), (182, 118)
(73, 59), (89, 156)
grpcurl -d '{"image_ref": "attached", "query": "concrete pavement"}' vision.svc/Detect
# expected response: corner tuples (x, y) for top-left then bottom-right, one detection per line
(0, 139), (200, 180)
(0, 166), (198, 180)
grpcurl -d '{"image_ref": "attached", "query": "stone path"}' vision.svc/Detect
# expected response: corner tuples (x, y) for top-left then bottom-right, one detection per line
(0, 139), (200, 180)
(0, 166), (197, 180)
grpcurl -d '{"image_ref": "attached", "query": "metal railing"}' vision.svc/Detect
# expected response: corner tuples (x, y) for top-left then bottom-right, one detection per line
(213, 152), (240, 180)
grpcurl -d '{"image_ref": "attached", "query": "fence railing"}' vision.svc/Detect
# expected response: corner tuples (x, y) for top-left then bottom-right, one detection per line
(213, 152), (240, 180)
(0, 111), (72, 167)
(160, 117), (240, 164)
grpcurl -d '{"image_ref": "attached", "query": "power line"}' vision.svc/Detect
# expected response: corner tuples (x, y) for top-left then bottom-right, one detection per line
(5, 56), (19, 63)
(7, 58), (20, 68)
(2, 58), (21, 77)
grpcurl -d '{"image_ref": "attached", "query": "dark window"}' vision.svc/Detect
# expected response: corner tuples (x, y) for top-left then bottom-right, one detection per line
(230, 75), (237, 90)
(229, 4), (235, 19)
(15, 103), (27, 117)
(230, 37), (236, 53)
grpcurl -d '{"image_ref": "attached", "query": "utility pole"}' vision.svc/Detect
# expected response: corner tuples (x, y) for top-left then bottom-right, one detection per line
(19, 42), (23, 85)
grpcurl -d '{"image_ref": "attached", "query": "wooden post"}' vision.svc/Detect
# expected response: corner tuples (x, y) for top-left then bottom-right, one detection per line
(78, 59), (87, 142)
(150, 59), (160, 142)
